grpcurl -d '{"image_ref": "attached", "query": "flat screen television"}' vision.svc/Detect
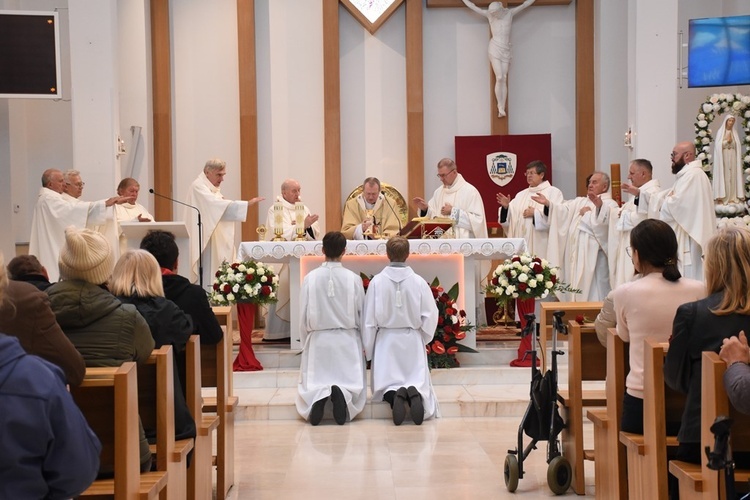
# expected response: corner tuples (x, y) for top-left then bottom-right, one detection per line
(688, 14), (750, 88)
(0, 11), (61, 99)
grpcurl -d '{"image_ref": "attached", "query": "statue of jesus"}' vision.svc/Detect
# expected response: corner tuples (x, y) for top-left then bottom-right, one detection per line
(462, 0), (536, 118)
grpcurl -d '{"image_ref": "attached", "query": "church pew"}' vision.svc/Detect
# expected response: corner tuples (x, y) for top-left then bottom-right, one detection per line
(538, 301), (603, 371)
(586, 327), (629, 500)
(70, 363), (169, 499)
(669, 351), (750, 500)
(185, 335), (220, 500)
(138, 345), (193, 500)
(559, 320), (607, 495)
(619, 339), (684, 500)
(206, 305), (237, 499)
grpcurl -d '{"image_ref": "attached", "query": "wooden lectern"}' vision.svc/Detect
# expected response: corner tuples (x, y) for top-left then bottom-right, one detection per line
(398, 217), (455, 239)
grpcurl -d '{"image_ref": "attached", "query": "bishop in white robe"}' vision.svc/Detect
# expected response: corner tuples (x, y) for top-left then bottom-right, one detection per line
(296, 248), (366, 424)
(608, 160), (660, 288)
(414, 158), (488, 239)
(498, 161), (563, 259)
(29, 169), (123, 282)
(536, 171), (619, 302)
(363, 239), (440, 424)
(263, 179), (322, 340)
(184, 160), (262, 287)
(637, 143), (716, 281)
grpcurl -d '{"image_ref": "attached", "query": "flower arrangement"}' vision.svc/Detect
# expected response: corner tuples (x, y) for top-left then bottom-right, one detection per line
(486, 253), (560, 304)
(426, 278), (477, 369)
(210, 260), (279, 305)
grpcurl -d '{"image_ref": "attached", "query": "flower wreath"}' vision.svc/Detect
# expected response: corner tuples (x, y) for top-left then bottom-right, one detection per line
(694, 93), (750, 218)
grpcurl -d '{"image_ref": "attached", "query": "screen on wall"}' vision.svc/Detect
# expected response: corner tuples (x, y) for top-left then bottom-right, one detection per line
(688, 15), (750, 88)
(0, 11), (61, 99)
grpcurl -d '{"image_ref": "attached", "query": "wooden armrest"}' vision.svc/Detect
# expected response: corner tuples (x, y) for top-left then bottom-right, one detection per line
(199, 415), (221, 435)
(558, 389), (606, 407)
(173, 438), (194, 461)
(666, 435), (679, 447)
(202, 395), (239, 414)
(583, 449), (595, 461)
(586, 408), (608, 427)
(668, 460), (704, 492)
(619, 432), (645, 455)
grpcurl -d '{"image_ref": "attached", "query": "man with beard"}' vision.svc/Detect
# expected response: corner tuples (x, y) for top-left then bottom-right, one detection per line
(635, 141), (716, 281)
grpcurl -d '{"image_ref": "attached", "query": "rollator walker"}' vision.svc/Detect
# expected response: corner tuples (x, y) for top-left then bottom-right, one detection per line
(504, 310), (572, 495)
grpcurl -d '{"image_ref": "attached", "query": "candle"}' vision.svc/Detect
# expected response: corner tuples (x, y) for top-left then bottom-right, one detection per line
(273, 202), (283, 234)
(295, 202), (305, 232)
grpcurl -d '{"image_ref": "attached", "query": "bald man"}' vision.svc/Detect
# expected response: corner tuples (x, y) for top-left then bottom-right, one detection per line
(635, 142), (716, 280)
(263, 179), (321, 341)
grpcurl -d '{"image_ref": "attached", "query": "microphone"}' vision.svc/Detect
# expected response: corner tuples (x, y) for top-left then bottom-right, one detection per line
(382, 193), (403, 236)
(149, 189), (205, 289)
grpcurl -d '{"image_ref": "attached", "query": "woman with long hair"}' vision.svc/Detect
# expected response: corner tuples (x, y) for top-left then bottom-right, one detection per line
(612, 219), (705, 434)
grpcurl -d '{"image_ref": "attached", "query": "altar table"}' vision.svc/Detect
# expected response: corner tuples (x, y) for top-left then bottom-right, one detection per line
(237, 238), (526, 349)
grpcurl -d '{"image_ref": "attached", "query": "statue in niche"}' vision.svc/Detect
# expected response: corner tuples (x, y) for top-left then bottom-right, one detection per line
(712, 114), (745, 205)
(461, 0), (536, 118)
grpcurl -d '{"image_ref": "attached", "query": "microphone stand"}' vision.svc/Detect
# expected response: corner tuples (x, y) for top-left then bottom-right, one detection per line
(149, 188), (204, 289)
(382, 194), (403, 236)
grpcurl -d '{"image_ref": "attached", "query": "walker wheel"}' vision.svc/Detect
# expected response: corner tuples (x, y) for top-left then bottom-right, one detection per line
(547, 455), (572, 495)
(504, 454), (519, 492)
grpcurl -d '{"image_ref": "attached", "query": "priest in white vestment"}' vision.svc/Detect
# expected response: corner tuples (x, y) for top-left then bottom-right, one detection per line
(296, 232), (366, 425)
(263, 179), (322, 341)
(114, 178), (154, 222)
(534, 171), (619, 302)
(609, 159), (661, 288)
(29, 169), (130, 282)
(497, 160), (562, 259)
(363, 237), (440, 425)
(62, 169), (84, 202)
(341, 177), (402, 239)
(637, 142), (716, 281)
(184, 159), (263, 287)
(414, 158), (488, 239)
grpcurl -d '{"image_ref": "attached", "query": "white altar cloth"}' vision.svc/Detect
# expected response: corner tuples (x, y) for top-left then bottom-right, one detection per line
(237, 238), (526, 349)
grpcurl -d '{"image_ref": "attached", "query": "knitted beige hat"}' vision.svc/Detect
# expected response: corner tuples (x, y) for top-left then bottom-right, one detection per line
(58, 226), (114, 285)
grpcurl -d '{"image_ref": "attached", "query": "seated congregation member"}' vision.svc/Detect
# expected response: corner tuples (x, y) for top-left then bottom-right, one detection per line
(594, 290), (615, 348)
(0, 254), (85, 387)
(363, 236), (439, 425)
(665, 226), (750, 466)
(139, 230), (223, 345)
(46, 226), (154, 473)
(0, 334), (101, 498)
(341, 177), (401, 240)
(720, 331), (750, 415)
(296, 232), (366, 425)
(612, 220), (705, 434)
(7, 254), (53, 291)
(110, 249), (197, 442)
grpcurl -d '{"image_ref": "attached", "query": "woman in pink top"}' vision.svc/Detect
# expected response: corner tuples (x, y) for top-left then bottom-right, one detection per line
(612, 219), (705, 434)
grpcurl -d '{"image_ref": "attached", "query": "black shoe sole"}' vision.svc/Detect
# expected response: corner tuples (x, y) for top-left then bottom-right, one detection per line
(393, 387), (408, 426)
(309, 397), (327, 426)
(331, 385), (347, 425)
(407, 386), (424, 425)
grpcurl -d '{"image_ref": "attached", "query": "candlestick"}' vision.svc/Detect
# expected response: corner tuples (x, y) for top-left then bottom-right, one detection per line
(272, 202), (285, 241)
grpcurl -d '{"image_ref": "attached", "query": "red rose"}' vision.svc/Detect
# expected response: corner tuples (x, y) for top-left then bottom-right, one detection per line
(512, 256), (521, 263)
(245, 274), (254, 282)
(447, 346), (458, 355)
(459, 310), (466, 318)
(432, 341), (445, 355)
(446, 307), (455, 316)
(362, 279), (370, 288)
(213, 283), (220, 291)
(439, 295), (451, 303)
(261, 285), (272, 296)
(437, 316), (444, 325)
(231, 263), (239, 269)
(533, 257), (541, 264)
(443, 334), (451, 342)
(455, 331), (466, 340)
(222, 284), (231, 294)
(505, 270), (513, 279)
(533, 263), (543, 274)
(215, 271), (222, 277)
(575, 315), (584, 325)
(431, 287), (439, 298)
(550, 275), (557, 284)
(491, 277), (499, 286)
(519, 283), (528, 292)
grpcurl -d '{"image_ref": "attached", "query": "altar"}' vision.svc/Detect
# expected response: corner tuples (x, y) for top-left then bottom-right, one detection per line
(237, 238), (525, 349)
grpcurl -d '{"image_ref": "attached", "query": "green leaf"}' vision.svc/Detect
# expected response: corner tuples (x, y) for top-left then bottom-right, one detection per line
(430, 276), (440, 288)
(456, 344), (479, 353)
(447, 282), (460, 301)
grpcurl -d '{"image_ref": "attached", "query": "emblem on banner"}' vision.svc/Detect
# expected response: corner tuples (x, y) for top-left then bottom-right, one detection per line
(487, 152), (517, 187)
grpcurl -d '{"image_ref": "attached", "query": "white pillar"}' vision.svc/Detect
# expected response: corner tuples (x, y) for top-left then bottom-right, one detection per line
(0, 100), (14, 259)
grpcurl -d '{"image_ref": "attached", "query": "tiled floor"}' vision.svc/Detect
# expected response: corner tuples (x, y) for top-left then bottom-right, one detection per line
(226, 416), (596, 499)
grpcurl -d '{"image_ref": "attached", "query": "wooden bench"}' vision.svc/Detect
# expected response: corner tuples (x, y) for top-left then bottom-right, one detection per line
(669, 351), (750, 500)
(207, 305), (237, 498)
(70, 363), (169, 499)
(619, 339), (684, 499)
(185, 335), (220, 500)
(539, 301), (603, 371)
(138, 346), (193, 500)
(586, 327), (629, 500)
(559, 320), (607, 495)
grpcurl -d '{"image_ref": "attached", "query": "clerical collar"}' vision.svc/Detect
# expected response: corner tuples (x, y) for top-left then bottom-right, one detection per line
(388, 262), (407, 267)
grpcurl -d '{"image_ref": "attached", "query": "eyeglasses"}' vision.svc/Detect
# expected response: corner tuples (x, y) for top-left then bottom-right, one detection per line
(67, 182), (85, 188)
(670, 151), (682, 159)
(437, 169), (456, 179)
(626, 246), (632, 257)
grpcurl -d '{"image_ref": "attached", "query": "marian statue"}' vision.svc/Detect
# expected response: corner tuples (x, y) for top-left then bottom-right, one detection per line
(712, 114), (745, 205)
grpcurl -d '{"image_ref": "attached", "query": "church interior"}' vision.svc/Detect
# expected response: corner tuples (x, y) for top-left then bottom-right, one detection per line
(2, 0), (750, 498)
